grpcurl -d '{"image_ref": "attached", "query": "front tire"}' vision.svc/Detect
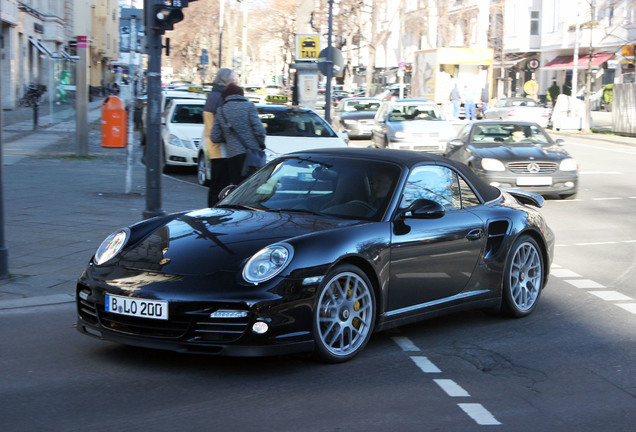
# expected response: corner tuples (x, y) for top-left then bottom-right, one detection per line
(500, 235), (544, 317)
(313, 264), (376, 363)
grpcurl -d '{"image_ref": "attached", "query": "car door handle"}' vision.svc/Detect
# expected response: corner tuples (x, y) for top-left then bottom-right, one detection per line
(466, 229), (483, 240)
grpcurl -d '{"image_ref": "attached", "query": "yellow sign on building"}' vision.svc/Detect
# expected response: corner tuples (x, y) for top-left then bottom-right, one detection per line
(295, 34), (320, 60)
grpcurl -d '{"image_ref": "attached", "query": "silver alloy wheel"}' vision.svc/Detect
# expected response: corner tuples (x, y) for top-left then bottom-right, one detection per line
(316, 271), (374, 358)
(509, 241), (542, 311)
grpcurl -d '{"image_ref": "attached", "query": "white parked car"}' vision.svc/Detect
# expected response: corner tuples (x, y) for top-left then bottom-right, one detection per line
(483, 97), (551, 128)
(197, 104), (348, 185)
(371, 99), (456, 154)
(141, 88), (207, 146)
(160, 98), (205, 171)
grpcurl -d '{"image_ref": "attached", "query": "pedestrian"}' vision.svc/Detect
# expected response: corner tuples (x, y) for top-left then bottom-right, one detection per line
(211, 83), (266, 186)
(449, 83), (461, 119)
(462, 85), (477, 121)
(481, 86), (489, 115)
(203, 68), (235, 207)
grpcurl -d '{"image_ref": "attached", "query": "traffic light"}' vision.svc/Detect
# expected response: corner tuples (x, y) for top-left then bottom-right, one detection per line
(152, 0), (198, 34)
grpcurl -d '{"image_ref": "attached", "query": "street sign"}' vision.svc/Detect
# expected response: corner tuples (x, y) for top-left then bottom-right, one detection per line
(295, 34), (320, 61)
(317, 47), (344, 76)
(523, 79), (539, 96)
(527, 58), (540, 70)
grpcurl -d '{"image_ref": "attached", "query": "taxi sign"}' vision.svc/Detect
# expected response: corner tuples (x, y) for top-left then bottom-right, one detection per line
(264, 94), (289, 104)
(187, 86), (205, 93)
(295, 34), (320, 61)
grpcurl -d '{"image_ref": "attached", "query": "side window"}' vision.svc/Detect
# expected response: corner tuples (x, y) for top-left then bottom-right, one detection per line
(458, 176), (481, 208)
(401, 166), (461, 210)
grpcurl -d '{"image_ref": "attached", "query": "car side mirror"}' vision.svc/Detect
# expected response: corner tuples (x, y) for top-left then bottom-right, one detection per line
(218, 185), (237, 201)
(447, 138), (463, 148)
(555, 138), (565, 146)
(400, 199), (445, 219)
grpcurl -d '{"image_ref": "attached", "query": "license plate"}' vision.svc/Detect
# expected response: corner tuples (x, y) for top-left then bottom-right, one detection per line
(105, 294), (168, 320)
(516, 176), (552, 186)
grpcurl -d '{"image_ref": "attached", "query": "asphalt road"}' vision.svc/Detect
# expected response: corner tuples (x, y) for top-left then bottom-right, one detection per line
(1, 133), (635, 431)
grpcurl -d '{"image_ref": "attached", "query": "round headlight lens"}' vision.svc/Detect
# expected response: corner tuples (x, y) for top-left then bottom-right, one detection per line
(243, 243), (293, 284)
(481, 158), (506, 171)
(94, 230), (128, 265)
(559, 158), (578, 171)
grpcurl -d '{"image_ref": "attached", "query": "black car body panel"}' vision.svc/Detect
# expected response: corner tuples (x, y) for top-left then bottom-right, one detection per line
(77, 148), (554, 359)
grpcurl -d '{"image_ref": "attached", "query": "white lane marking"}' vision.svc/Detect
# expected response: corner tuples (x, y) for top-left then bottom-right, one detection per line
(434, 379), (470, 397)
(392, 336), (420, 352)
(458, 403), (502, 426)
(616, 304), (636, 314)
(592, 197), (623, 201)
(623, 240), (636, 243)
(565, 279), (605, 289)
(580, 171), (623, 175)
(589, 291), (634, 301)
(575, 241), (618, 246)
(551, 264), (562, 268)
(410, 356), (442, 373)
(551, 269), (581, 278)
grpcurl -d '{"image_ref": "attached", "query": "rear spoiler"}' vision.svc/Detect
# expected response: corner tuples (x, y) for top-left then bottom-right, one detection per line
(502, 189), (544, 208)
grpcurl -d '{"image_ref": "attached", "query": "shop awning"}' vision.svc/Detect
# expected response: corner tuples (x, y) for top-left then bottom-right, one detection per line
(542, 52), (614, 69)
(29, 38), (55, 58)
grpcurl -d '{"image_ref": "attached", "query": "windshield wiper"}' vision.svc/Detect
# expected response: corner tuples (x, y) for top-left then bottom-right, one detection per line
(271, 208), (322, 216)
(216, 204), (261, 211)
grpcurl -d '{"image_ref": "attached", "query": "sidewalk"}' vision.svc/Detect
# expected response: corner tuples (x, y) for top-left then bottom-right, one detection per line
(0, 104), (634, 310)
(0, 97), (207, 309)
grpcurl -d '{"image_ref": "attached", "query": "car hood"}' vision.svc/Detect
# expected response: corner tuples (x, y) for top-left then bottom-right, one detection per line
(117, 208), (358, 275)
(166, 124), (204, 140)
(266, 136), (347, 157)
(467, 142), (570, 160)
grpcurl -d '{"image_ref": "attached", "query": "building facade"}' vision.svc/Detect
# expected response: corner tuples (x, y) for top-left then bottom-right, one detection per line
(0, 0), (119, 110)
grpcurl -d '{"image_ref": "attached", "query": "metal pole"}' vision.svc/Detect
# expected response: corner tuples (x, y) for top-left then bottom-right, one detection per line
(324, 0), (334, 123)
(125, 16), (137, 194)
(241, 0), (248, 86)
(76, 35), (89, 156)
(0, 6), (9, 278)
(143, 0), (166, 219)
(218, 0), (225, 67)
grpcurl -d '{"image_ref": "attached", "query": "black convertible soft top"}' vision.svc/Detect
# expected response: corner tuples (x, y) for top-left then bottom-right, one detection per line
(290, 147), (502, 203)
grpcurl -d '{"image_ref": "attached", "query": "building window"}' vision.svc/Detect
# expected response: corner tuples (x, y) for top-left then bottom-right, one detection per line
(530, 10), (540, 36)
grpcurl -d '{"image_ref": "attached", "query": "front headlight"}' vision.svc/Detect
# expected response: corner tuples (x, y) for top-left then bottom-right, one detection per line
(94, 230), (128, 265)
(481, 158), (506, 171)
(560, 158), (578, 171)
(243, 243), (293, 284)
(168, 134), (184, 147)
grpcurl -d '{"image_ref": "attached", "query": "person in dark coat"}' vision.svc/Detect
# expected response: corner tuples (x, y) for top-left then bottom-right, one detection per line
(203, 68), (235, 207)
(211, 84), (266, 185)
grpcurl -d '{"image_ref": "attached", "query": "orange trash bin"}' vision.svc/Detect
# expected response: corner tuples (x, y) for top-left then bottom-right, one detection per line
(101, 96), (127, 148)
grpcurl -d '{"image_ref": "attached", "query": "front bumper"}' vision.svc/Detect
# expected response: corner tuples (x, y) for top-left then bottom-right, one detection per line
(76, 274), (318, 357)
(477, 171), (578, 196)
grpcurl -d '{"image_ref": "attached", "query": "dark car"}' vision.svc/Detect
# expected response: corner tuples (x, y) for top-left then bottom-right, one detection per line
(77, 148), (554, 363)
(444, 121), (578, 199)
(331, 97), (381, 138)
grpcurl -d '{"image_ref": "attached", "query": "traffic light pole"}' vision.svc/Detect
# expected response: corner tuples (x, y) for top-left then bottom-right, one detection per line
(143, 0), (166, 219)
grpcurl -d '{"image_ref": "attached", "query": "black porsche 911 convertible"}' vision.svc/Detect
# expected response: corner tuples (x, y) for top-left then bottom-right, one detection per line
(77, 147), (554, 363)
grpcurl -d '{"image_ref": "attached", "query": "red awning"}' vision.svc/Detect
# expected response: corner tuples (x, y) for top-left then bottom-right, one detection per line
(542, 53), (613, 69)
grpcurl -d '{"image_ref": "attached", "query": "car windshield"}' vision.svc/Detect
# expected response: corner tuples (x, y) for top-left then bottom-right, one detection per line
(218, 156), (402, 221)
(511, 99), (538, 107)
(470, 124), (552, 145)
(258, 108), (337, 138)
(388, 104), (445, 122)
(344, 100), (381, 112)
(170, 104), (204, 124)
